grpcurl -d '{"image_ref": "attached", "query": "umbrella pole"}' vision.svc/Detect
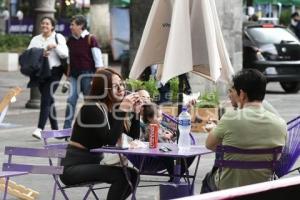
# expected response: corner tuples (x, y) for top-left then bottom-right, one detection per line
(176, 74), (185, 144)
(177, 74), (184, 115)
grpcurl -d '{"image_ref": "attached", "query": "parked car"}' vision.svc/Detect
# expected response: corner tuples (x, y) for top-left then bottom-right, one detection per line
(243, 24), (300, 93)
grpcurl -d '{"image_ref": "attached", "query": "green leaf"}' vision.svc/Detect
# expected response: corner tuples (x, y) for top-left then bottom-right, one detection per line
(196, 90), (219, 108)
(0, 35), (31, 53)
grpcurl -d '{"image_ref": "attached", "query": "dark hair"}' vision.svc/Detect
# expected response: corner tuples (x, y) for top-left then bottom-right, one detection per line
(71, 15), (87, 30)
(291, 12), (299, 19)
(232, 69), (266, 102)
(89, 68), (123, 109)
(40, 16), (56, 31)
(249, 14), (258, 22)
(142, 104), (158, 124)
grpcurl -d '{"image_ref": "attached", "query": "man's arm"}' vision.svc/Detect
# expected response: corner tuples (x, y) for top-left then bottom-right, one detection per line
(205, 131), (221, 151)
(89, 35), (104, 68)
(91, 47), (104, 68)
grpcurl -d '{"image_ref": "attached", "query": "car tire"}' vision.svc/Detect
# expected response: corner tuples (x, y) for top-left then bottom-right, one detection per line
(280, 82), (300, 93)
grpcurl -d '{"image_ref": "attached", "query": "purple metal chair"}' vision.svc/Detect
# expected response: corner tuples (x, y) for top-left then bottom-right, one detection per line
(2, 146), (66, 200)
(275, 116), (300, 177)
(215, 145), (283, 179)
(41, 129), (102, 200)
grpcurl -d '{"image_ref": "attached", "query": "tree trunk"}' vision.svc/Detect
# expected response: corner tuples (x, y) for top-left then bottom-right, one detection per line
(246, 0), (254, 6)
(129, 0), (153, 70)
(90, 0), (110, 50)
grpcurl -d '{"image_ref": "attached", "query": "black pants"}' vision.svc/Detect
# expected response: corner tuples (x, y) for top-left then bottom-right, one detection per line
(38, 67), (63, 130)
(60, 146), (138, 200)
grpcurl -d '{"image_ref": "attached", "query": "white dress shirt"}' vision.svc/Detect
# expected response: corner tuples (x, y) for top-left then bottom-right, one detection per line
(28, 31), (69, 69)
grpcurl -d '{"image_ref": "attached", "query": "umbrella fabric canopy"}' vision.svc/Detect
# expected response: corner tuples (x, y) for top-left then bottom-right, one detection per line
(129, 0), (234, 85)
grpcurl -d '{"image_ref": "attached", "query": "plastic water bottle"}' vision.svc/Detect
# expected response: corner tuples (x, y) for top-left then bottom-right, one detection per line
(178, 106), (191, 149)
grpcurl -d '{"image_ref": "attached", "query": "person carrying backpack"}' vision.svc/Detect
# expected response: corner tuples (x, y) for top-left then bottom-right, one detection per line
(63, 15), (104, 129)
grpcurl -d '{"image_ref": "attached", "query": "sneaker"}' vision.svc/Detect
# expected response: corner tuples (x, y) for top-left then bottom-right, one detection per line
(32, 128), (42, 140)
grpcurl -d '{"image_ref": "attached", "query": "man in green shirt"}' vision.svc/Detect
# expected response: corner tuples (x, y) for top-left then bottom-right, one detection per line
(203, 69), (287, 192)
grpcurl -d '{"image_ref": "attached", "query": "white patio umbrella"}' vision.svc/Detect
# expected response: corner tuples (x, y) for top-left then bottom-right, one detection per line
(129, 0), (234, 85)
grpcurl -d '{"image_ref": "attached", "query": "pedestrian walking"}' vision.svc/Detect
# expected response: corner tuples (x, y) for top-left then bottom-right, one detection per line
(63, 15), (104, 129)
(288, 12), (300, 39)
(28, 16), (68, 139)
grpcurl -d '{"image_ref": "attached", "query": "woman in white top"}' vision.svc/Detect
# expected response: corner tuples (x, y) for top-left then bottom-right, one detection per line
(28, 16), (68, 139)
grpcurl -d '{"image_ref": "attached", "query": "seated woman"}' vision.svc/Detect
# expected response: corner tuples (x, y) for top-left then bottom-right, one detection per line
(60, 68), (142, 200)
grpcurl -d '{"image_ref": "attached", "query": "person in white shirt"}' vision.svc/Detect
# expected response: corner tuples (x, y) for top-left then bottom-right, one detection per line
(29, 16), (69, 139)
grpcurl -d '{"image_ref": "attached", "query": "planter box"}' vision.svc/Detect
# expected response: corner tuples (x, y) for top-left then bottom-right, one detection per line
(0, 53), (19, 71)
(161, 106), (219, 133)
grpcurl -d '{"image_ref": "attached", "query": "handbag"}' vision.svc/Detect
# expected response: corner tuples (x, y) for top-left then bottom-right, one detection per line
(200, 166), (218, 193)
(55, 34), (69, 75)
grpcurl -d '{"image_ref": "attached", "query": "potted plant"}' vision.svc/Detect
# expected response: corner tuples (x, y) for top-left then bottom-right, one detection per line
(126, 77), (181, 102)
(160, 90), (220, 133)
(191, 90), (219, 133)
(125, 77), (160, 100)
(0, 35), (31, 71)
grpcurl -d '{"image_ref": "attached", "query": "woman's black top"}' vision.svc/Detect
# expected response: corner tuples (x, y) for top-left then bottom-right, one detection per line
(71, 103), (140, 149)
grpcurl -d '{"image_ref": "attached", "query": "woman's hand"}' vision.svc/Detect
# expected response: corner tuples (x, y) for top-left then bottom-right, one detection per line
(119, 93), (142, 113)
(46, 44), (57, 51)
(43, 49), (50, 57)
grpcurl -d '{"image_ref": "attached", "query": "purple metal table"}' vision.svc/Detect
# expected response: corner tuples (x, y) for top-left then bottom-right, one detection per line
(0, 171), (28, 178)
(91, 143), (212, 199)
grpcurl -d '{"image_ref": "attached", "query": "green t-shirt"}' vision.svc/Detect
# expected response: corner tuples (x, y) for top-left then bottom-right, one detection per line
(212, 105), (287, 190)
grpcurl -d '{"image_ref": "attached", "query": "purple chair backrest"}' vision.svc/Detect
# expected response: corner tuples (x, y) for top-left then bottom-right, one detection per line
(161, 112), (178, 133)
(161, 112), (196, 145)
(41, 129), (72, 150)
(42, 128), (72, 139)
(2, 146), (66, 175)
(275, 116), (300, 177)
(41, 129), (101, 200)
(215, 145), (283, 171)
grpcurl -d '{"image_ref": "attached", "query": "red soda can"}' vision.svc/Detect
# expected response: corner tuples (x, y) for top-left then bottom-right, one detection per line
(149, 124), (159, 148)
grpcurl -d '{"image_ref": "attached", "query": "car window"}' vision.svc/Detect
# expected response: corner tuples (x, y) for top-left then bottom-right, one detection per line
(247, 27), (299, 44)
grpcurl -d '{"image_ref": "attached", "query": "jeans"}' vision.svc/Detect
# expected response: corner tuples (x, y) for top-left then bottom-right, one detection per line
(38, 67), (63, 130)
(63, 71), (93, 129)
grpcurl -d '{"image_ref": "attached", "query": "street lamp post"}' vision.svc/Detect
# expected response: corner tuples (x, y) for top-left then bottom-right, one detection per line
(25, 0), (56, 109)
(16, 10), (23, 34)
